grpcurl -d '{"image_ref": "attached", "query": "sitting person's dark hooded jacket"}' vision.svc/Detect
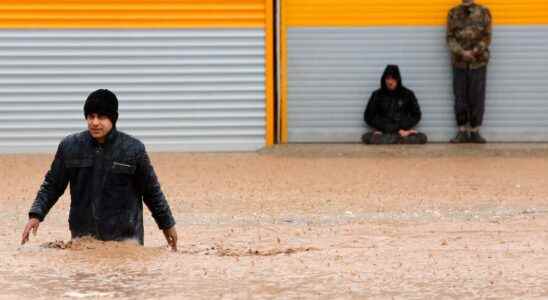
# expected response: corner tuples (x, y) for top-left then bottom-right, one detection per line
(362, 65), (427, 144)
(364, 65), (422, 133)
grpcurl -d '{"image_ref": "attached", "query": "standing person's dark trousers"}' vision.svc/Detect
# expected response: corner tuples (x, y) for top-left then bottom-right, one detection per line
(453, 66), (487, 130)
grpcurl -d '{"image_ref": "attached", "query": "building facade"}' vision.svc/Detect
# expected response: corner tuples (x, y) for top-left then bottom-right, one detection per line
(280, 0), (548, 143)
(0, 0), (275, 152)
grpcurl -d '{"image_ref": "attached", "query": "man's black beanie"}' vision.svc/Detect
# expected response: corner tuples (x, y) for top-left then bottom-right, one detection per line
(83, 89), (119, 125)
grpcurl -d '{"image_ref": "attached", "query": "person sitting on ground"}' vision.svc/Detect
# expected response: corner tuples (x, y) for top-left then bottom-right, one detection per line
(362, 65), (427, 145)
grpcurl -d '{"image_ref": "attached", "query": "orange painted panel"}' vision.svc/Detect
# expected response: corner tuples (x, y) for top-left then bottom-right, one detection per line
(283, 0), (548, 26)
(0, 0), (266, 28)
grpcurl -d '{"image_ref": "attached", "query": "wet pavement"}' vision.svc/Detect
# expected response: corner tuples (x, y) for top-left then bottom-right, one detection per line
(1, 144), (547, 299)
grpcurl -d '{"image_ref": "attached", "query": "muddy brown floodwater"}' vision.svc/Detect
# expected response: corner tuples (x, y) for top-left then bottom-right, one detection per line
(1, 144), (548, 299)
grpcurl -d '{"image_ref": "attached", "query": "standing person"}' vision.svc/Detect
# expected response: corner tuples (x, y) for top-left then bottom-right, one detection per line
(447, 0), (492, 143)
(362, 65), (427, 145)
(21, 89), (178, 251)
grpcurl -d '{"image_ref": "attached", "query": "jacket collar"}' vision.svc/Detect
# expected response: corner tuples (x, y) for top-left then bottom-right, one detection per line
(87, 127), (118, 147)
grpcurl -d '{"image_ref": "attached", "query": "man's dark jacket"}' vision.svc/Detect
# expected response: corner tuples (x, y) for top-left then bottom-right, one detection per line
(29, 128), (175, 245)
(364, 65), (422, 134)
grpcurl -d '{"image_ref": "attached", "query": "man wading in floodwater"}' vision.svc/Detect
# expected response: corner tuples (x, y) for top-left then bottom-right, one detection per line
(21, 89), (178, 251)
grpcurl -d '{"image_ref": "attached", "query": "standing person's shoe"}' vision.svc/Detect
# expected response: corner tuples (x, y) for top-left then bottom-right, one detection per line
(450, 131), (469, 143)
(469, 131), (487, 143)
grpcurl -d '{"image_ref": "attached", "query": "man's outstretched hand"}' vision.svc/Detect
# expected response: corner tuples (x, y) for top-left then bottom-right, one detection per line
(162, 226), (178, 252)
(21, 218), (40, 245)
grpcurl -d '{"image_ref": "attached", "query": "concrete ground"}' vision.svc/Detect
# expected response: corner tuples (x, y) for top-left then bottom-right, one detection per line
(1, 144), (547, 299)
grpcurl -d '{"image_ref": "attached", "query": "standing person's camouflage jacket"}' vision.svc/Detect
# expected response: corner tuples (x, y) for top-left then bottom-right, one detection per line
(447, 3), (492, 69)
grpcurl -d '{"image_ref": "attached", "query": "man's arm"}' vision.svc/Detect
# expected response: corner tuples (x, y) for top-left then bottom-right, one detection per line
(473, 8), (492, 57)
(364, 92), (399, 133)
(400, 91), (422, 130)
(29, 141), (70, 221)
(446, 9), (465, 56)
(136, 147), (177, 250)
(22, 141), (70, 244)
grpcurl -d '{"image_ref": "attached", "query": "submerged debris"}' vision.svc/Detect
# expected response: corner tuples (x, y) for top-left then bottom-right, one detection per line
(213, 244), (319, 257)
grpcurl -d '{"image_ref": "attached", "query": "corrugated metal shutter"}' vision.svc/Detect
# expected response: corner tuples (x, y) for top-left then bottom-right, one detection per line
(285, 27), (548, 142)
(0, 0), (273, 153)
(0, 29), (265, 152)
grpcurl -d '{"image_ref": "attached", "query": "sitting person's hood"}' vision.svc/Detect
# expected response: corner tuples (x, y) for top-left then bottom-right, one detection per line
(380, 64), (405, 94)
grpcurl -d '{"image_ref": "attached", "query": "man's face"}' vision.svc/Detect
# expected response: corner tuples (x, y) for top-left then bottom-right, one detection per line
(385, 76), (398, 91)
(86, 113), (113, 143)
(462, 0), (474, 6)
